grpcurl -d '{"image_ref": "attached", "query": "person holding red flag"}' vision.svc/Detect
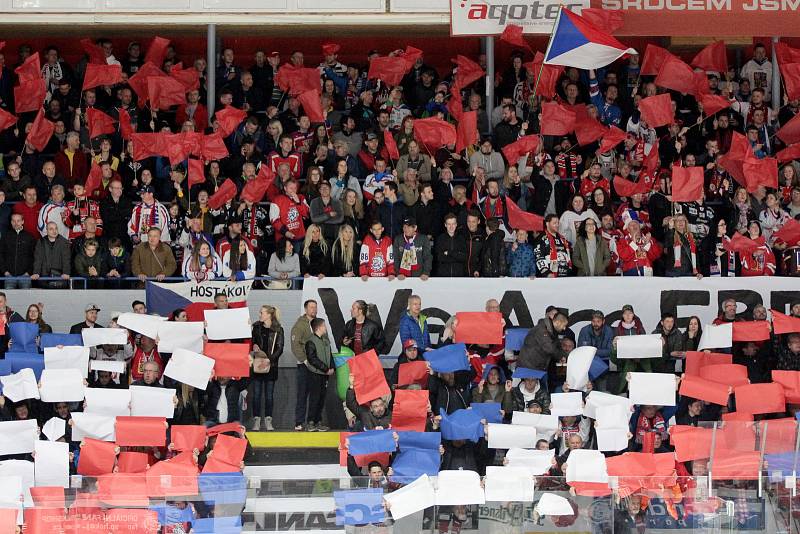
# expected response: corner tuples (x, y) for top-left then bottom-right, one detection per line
(739, 220), (776, 276)
(617, 210), (661, 277)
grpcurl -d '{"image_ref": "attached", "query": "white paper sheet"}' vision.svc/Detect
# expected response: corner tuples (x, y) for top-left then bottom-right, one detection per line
(596, 428), (631, 452)
(81, 327), (129, 347)
(84, 388), (131, 417)
(156, 321), (205, 354)
(39, 369), (85, 402)
(129, 385), (175, 418)
(0, 369), (40, 402)
(566, 346), (596, 391)
(204, 308), (251, 340)
(434, 470), (486, 505)
(34, 440), (69, 488)
(616, 334), (663, 359)
(0, 420), (37, 456)
(628, 372), (677, 406)
(549, 392), (584, 416)
(384, 474), (436, 520)
(70, 412), (115, 442)
(565, 449), (608, 484)
(42, 417), (66, 442)
(163, 348), (215, 390)
(484, 466), (534, 502)
(487, 423), (537, 449)
(594, 404), (632, 430)
(583, 391), (633, 420)
(698, 323), (733, 350)
(89, 359), (126, 374)
(505, 448), (555, 475)
(0, 475), (22, 513)
(0, 460), (35, 508)
(536, 493), (575, 516)
(116, 312), (167, 339)
(44, 346), (91, 378)
(511, 412), (559, 441)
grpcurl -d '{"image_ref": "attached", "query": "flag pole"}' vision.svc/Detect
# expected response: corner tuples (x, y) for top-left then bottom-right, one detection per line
(531, 4), (563, 102)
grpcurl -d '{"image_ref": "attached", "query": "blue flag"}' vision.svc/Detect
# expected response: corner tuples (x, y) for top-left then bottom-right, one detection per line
(334, 488), (385, 526)
(397, 431), (441, 451)
(512, 367), (547, 380)
(151, 503), (195, 526)
(348, 430), (396, 456)
(470, 402), (503, 424)
(8, 323), (38, 353)
(439, 408), (484, 442)
(5, 352), (45, 381)
(391, 447), (442, 482)
(198, 472), (247, 506)
(505, 328), (529, 351)
(589, 356), (609, 381)
(192, 516), (242, 534)
(764, 452), (796, 477)
(40, 333), (83, 350)
(424, 344), (469, 373)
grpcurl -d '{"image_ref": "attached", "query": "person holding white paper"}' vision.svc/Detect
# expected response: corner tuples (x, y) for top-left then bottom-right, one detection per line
(204, 307), (252, 341)
(609, 304), (650, 394)
(652, 312), (687, 373)
(554, 415), (591, 456)
(130, 336), (163, 383)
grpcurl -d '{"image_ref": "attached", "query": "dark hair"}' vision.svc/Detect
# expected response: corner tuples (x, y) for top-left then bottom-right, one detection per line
(544, 214), (559, 225)
(661, 312), (675, 321)
(170, 308), (185, 320)
(486, 218), (500, 232)
(276, 238), (292, 261)
(131, 300), (145, 309)
(303, 299), (317, 310)
(353, 300), (368, 315)
(384, 181), (398, 193)
(577, 218), (598, 239)
(310, 318), (325, 331)
(367, 461), (384, 471)
(108, 238), (122, 248)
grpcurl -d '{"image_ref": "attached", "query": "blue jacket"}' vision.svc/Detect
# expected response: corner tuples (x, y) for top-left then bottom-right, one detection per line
(399, 312), (431, 350)
(577, 324), (614, 360)
(589, 77), (621, 127)
(506, 242), (535, 278)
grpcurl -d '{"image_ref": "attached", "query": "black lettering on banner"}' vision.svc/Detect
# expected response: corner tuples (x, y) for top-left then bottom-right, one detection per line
(318, 288), (347, 350)
(568, 308), (594, 328)
(718, 289), (763, 320)
(423, 306), (451, 342)
(380, 288), (414, 351)
(771, 291), (800, 314)
(498, 291), (533, 328)
(277, 513), (305, 530)
(660, 290), (710, 329)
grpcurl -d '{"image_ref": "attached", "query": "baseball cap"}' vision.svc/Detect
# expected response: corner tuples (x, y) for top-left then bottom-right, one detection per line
(86, 303), (101, 312)
(269, 51), (280, 58)
(403, 339), (418, 350)
(138, 185), (155, 195)
(365, 132), (378, 141)
(403, 217), (417, 227)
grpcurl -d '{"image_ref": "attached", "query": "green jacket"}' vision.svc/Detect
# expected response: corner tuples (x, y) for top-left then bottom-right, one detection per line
(291, 315), (313, 363)
(305, 334), (332, 375)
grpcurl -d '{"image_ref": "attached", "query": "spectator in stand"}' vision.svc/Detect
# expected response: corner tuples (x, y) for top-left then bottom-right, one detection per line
(222, 238), (256, 281)
(378, 181), (405, 240)
(577, 310), (614, 361)
(664, 214), (702, 278)
(250, 305), (284, 431)
(468, 138), (504, 181)
(534, 214), (572, 278)
(203, 376), (249, 426)
(63, 182), (103, 241)
(291, 299), (317, 431)
(518, 312), (570, 371)
(359, 221), (394, 279)
(330, 225), (360, 277)
(74, 238), (107, 287)
(434, 213), (468, 277)
(13, 186), (43, 240)
(69, 303), (100, 334)
(531, 160), (570, 216)
(396, 140), (432, 182)
(393, 217), (432, 280)
(269, 180), (309, 250)
(0, 161), (32, 203)
(128, 185), (170, 245)
(342, 300), (385, 355)
(589, 69), (621, 126)
(304, 317), (333, 432)
(182, 239), (222, 283)
(1, 214), (35, 289)
(32, 222), (71, 287)
(37, 184), (69, 239)
(330, 159), (363, 202)
(506, 228), (535, 278)
(300, 224), (330, 278)
(267, 238), (301, 286)
(268, 135), (302, 179)
(573, 218), (611, 277)
(740, 220), (776, 276)
(0, 292), (23, 357)
(103, 237), (131, 284)
(310, 181), (344, 242)
(399, 294), (431, 351)
(617, 211), (661, 276)
(132, 227), (177, 282)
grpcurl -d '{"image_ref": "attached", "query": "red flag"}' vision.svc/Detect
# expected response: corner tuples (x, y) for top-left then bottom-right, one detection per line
(453, 312), (504, 345)
(670, 165), (704, 202)
(204, 342), (251, 376)
(523, 52), (564, 100)
(384, 129), (400, 161)
(735, 383), (786, 415)
(640, 44), (674, 76)
(115, 416), (167, 447)
(144, 36), (170, 66)
(698, 363), (750, 387)
(26, 108), (55, 152)
(170, 63), (200, 92)
(127, 62), (167, 105)
(773, 218), (800, 247)
(597, 126), (627, 154)
(297, 89), (325, 122)
(214, 105), (247, 137)
(366, 56), (408, 87)
(775, 113), (800, 145)
(614, 176), (650, 197)
(391, 390), (429, 432)
(0, 42), (5, 52)
(732, 321), (771, 342)
(693, 70), (711, 95)
(579, 8), (625, 33)
(655, 55), (697, 95)
(452, 55), (484, 89)
(0, 108), (17, 132)
(540, 101), (576, 136)
(679, 374), (730, 406)
(201, 133), (229, 161)
(400, 46), (424, 70)
(742, 156), (778, 192)
(148, 76), (186, 110)
(15, 52), (40, 83)
(207, 179), (238, 210)
(275, 65), (320, 95)
(501, 134), (540, 164)
(455, 110), (478, 153)
(80, 38), (106, 65)
(643, 139), (660, 177)
(82, 63), (123, 90)
(638, 94), (674, 128)
(574, 113), (607, 146)
(413, 117), (457, 151)
(348, 349), (391, 405)
(499, 24), (533, 53)
(85, 107), (116, 139)
(397, 360), (429, 388)
(684, 351), (732, 376)
(723, 232), (762, 254)
(773, 371), (800, 403)
(782, 63), (800, 101)
(188, 158), (206, 188)
(776, 144), (800, 163)
(131, 133), (168, 160)
(84, 162), (103, 198)
(506, 195), (543, 232)
(14, 78), (46, 113)
(717, 131), (751, 185)
(77, 438), (117, 476)
(776, 42), (800, 66)
(118, 107), (133, 140)
(240, 168), (273, 204)
(691, 41), (727, 73)
(699, 93), (731, 116)
(30, 486), (65, 509)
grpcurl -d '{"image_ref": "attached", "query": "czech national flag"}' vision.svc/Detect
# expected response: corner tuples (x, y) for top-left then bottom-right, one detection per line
(544, 8), (636, 70)
(146, 280), (252, 321)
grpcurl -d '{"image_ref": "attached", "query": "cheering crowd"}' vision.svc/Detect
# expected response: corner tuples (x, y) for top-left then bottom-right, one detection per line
(0, 36), (800, 289)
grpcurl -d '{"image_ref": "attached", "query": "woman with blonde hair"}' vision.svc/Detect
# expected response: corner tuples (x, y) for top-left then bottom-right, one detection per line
(330, 224), (359, 277)
(182, 239), (222, 282)
(341, 188), (365, 241)
(664, 214), (701, 278)
(300, 224), (331, 277)
(250, 305), (285, 431)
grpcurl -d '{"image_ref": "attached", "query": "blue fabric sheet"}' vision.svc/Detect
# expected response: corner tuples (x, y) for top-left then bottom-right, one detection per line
(424, 344), (469, 373)
(439, 408), (484, 442)
(40, 333), (83, 350)
(334, 488), (385, 526)
(8, 322), (38, 353)
(5, 352), (45, 381)
(505, 328), (529, 351)
(347, 430), (397, 456)
(470, 402), (503, 424)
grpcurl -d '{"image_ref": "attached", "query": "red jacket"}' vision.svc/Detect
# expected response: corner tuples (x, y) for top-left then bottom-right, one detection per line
(175, 103), (209, 133)
(617, 233), (662, 274)
(54, 149), (89, 188)
(579, 176), (611, 200)
(740, 238), (776, 276)
(269, 193), (309, 241)
(268, 151), (303, 179)
(359, 234), (394, 277)
(13, 201), (43, 240)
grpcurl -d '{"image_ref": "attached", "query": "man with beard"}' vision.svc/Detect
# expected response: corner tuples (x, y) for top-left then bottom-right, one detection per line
(533, 214), (572, 278)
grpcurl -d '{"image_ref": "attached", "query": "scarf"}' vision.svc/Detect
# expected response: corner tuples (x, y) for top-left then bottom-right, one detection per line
(673, 230), (696, 270)
(398, 235), (419, 276)
(482, 195), (505, 220)
(556, 152), (579, 179)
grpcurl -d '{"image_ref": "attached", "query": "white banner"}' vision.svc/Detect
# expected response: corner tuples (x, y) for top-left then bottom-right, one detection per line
(450, 0), (589, 35)
(302, 277), (800, 356)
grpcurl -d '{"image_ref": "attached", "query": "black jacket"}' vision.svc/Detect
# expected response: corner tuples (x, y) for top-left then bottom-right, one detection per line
(465, 229), (484, 277)
(530, 174), (572, 216)
(251, 321), (285, 381)
(202, 378), (249, 423)
(0, 228), (35, 276)
(434, 231), (468, 277)
(343, 317), (385, 355)
(100, 195), (133, 247)
(413, 200), (442, 239)
(429, 374), (471, 415)
(300, 242), (331, 277)
(481, 230), (506, 277)
(518, 317), (568, 371)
